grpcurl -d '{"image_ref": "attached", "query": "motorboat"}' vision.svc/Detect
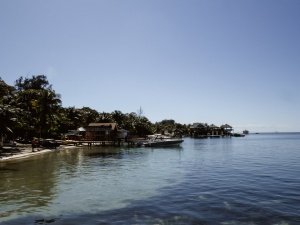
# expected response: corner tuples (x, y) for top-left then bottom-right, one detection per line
(233, 133), (245, 137)
(143, 134), (184, 147)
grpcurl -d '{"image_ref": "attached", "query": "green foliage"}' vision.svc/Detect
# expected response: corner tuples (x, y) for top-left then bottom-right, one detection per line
(0, 104), (20, 133)
(1, 75), (190, 139)
(0, 78), (24, 138)
(14, 75), (49, 91)
(0, 77), (16, 102)
(2, 75), (62, 138)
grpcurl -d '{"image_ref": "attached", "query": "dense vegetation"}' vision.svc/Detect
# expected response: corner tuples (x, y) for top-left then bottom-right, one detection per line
(0, 75), (190, 142)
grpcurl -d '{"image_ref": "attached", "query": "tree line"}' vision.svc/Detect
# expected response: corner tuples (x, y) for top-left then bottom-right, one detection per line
(0, 75), (190, 142)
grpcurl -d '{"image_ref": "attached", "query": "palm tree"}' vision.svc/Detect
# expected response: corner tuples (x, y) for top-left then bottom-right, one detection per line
(0, 78), (24, 145)
(123, 112), (138, 134)
(0, 104), (22, 148)
(36, 88), (62, 138)
(14, 75), (49, 91)
(12, 75), (62, 138)
(111, 110), (125, 127)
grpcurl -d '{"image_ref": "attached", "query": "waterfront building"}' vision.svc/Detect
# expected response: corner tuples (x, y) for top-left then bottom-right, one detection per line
(208, 124), (221, 136)
(190, 123), (208, 137)
(190, 123), (233, 137)
(220, 124), (233, 136)
(85, 123), (118, 141)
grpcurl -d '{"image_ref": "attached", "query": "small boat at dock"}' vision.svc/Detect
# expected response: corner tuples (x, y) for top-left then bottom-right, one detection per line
(141, 134), (184, 147)
(233, 133), (245, 137)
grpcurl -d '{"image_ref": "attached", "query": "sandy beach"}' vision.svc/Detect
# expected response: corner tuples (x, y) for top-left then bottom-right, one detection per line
(0, 143), (74, 162)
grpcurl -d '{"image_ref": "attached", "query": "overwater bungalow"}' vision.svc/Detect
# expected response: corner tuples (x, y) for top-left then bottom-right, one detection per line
(208, 124), (221, 137)
(190, 123), (234, 138)
(220, 124), (233, 136)
(85, 123), (118, 141)
(190, 123), (208, 138)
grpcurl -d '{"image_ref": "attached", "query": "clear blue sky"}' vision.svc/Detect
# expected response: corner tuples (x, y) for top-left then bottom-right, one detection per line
(1, 0), (300, 132)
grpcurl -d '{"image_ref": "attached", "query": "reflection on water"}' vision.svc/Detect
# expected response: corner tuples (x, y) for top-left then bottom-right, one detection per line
(1, 145), (184, 223)
(1, 134), (300, 224)
(34, 216), (62, 224)
(0, 153), (60, 220)
(86, 152), (121, 158)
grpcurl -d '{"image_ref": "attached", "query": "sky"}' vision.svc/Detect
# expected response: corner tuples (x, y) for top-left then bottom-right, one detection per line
(1, 0), (300, 132)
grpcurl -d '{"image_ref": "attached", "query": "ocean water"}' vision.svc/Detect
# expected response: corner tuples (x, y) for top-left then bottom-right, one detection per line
(0, 133), (300, 225)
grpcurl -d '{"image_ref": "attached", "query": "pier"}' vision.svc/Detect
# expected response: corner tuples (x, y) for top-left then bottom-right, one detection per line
(58, 138), (143, 147)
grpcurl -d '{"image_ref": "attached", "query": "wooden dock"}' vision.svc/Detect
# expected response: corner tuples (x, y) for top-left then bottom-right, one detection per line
(57, 138), (141, 147)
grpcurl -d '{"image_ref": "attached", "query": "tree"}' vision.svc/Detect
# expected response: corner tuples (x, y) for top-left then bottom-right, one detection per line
(0, 78), (24, 146)
(156, 119), (176, 134)
(111, 110), (125, 127)
(0, 77), (16, 102)
(135, 116), (154, 136)
(123, 112), (138, 134)
(12, 75), (62, 138)
(79, 107), (100, 126)
(15, 75), (49, 91)
(0, 104), (23, 147)
(98, 112), (113, 123)
(36, 88), (62, 137)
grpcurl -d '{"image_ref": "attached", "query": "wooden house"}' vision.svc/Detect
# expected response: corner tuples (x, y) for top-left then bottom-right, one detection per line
(85, 123), (118, 141)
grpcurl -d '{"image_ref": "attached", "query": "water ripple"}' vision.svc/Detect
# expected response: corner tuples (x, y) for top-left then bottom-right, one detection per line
(1, 134), (300, 224)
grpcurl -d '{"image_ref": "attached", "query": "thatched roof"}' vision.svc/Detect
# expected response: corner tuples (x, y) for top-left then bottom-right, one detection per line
(192, 123), (207, 129)
(209, 124), (219, 129)
(220, 124), (232, 129)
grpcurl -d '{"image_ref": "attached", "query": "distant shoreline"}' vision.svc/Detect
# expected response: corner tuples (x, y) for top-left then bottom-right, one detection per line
(2, 132), (300, 162)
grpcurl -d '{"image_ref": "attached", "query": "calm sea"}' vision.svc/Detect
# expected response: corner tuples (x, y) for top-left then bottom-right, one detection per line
(1, 133), (300, 225)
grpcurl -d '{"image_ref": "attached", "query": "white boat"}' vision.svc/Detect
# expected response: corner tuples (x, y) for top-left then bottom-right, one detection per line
(143, 134), (184, 147)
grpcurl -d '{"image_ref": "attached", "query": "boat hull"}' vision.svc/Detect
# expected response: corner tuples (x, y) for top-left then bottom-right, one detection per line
(233, 133), (245, 137)
(144, 139), (184, 147)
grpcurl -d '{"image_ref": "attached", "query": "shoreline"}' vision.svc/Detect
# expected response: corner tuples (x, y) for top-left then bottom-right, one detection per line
(0, 144), (78, 162)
